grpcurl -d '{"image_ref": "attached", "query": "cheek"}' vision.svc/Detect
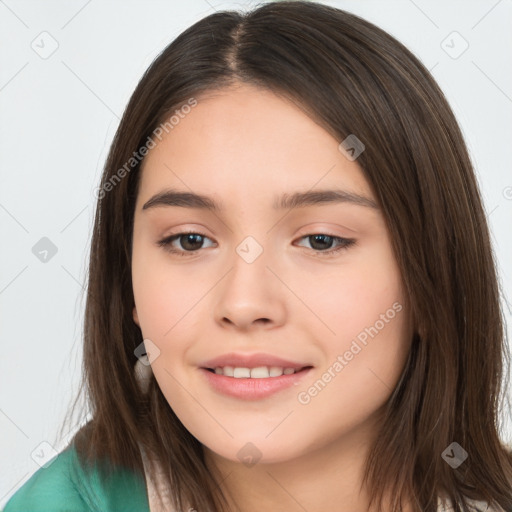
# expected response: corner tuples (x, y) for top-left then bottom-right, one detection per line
(294, 241), (410, 401)
(131, 266), (204, 406)
(132, 232), (199, 320)
(295, 294), (410, 439)
(294, 241), (405, 345)
(131, 244), (207, 353)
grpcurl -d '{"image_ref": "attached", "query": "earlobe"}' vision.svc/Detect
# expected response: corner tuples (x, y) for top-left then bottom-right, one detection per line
(133, 306), (140, 326)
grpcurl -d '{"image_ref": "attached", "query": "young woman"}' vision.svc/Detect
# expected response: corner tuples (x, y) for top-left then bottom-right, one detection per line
(4, 1), (511, 511)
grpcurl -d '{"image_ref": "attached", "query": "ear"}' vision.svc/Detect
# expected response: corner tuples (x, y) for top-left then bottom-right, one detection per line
(132, 306), (140, 327)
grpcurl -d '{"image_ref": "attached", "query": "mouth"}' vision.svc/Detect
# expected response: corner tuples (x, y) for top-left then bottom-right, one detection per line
(202, 365), (314, 378)
(200, 365), (314, 400)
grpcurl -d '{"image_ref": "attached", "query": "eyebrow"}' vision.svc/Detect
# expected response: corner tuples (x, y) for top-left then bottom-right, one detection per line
(141, 188), (379, 212)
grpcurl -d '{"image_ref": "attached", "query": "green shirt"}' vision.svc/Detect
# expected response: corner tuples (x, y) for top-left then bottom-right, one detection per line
(2, 446), (150, 512)
(3, 447), (498, 512)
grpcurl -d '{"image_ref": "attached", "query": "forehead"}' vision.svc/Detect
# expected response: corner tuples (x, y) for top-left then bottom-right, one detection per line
(136, 84), (374, 209)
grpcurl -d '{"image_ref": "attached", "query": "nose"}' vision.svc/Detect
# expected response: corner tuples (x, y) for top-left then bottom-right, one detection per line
(214, 241), (287, 332)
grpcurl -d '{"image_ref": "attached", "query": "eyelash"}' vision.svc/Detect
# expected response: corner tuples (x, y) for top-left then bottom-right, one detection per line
(156, 230), (356, 258)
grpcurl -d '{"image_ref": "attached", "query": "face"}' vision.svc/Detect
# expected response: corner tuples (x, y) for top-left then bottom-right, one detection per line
(131, 83), (413, 466)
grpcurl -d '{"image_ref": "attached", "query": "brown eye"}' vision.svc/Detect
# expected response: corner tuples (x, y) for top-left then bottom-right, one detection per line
(157, 231), (215, 256)
(157, 231), (356, 258)
(295, 234), (356, 256)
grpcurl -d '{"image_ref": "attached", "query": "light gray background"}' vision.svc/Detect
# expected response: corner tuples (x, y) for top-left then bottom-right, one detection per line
(1, 0), (511, 507)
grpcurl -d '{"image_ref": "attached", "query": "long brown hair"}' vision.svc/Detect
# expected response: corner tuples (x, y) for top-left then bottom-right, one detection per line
(57, 2), (512, 511)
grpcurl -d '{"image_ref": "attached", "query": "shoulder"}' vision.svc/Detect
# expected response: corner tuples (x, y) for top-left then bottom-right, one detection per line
(2, 448), (88, 511)
(2, 445), (149, 512)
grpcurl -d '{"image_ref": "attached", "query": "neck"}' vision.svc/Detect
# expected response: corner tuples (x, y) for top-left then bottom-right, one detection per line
(204, 419), (412, 512)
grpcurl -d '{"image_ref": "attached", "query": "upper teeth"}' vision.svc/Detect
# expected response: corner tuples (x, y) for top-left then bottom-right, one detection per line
(213, 366), (298, 378)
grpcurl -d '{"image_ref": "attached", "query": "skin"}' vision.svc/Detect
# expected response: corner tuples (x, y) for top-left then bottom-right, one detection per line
(131, 82), (414, 512)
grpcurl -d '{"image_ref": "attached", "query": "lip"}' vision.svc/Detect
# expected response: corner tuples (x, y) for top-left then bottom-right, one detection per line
(200, 352), (311, 371)
(199, 366), (313, 400)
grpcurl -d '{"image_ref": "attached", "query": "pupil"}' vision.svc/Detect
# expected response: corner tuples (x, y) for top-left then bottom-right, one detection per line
(311, 234), (332, 250)
(182, 234), (203, 250)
